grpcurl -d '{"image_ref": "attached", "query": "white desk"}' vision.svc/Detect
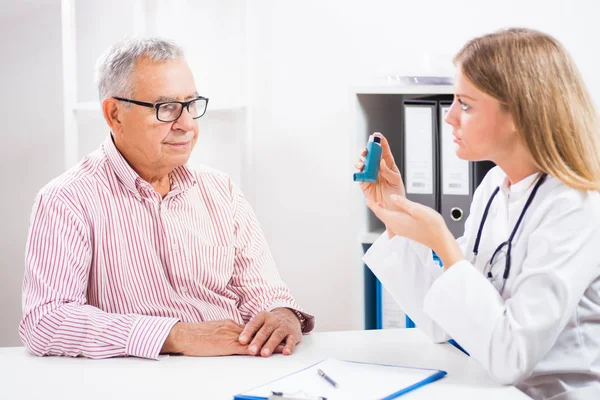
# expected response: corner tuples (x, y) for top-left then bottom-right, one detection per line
(0, 329), (529, 400)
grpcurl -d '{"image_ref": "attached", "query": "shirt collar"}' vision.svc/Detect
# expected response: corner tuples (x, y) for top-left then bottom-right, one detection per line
(499, 170), (542, 199)
(102, 135), (197, 198)
(169, 162), (197, 194)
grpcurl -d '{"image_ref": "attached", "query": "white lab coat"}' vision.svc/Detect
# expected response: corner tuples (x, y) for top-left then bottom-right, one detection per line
(363, 167), (600, 400)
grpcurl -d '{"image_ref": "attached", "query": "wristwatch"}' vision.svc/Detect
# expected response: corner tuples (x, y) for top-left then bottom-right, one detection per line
(290, 308), (307, 332)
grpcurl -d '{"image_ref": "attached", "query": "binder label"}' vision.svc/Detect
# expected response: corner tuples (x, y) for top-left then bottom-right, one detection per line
(441, 106), (470, 195)
(405, 106), (434, 195)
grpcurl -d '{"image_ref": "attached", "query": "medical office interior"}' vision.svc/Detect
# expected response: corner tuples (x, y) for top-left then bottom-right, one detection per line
(1, 0), (600, 397)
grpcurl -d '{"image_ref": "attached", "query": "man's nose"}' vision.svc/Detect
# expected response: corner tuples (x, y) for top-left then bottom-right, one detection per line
(173, 106), (196, 131)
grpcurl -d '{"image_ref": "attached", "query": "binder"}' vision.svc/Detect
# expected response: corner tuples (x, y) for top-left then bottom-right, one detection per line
(234, 358), (447, 400)
(373, 101), (438, 330)
(376, 279), (408, 329)
(364, 97), (493, 351)
(403, 101), (438, 210)
(373, 101), (436, 330)
(438, 101), (471, 238)
(438, 102), (495, 238)
(472, 160), (495, 191)
(374, 253), (442, 330)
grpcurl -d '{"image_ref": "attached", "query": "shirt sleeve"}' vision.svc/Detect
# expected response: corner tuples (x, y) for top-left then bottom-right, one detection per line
(227, 183), (314, 332)
(363, 232), (449, 342)
(362, 186), (483, 343)
(423, 190), (600, 385)
(19, 193), (179, 359)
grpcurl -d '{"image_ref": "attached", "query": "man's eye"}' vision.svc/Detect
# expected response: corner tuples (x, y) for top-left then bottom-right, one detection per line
(162, 104), (178, 112)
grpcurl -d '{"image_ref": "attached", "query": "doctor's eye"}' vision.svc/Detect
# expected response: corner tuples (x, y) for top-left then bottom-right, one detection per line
(458, 98), (470, 111)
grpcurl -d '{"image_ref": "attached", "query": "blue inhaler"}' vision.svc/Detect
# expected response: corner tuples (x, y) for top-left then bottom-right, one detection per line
(353, 135), (382, 182)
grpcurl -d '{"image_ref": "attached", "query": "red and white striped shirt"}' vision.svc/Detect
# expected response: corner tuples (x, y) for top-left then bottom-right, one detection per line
(20, 136), (314, 360)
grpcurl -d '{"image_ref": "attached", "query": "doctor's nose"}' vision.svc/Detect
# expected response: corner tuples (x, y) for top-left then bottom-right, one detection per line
(445, 100), (460, 128)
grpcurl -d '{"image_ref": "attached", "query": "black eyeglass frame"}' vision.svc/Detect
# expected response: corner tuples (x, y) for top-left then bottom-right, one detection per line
(113, 96), (209, 122)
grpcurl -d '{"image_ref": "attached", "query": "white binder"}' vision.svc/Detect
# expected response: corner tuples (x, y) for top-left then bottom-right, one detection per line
(403, 101), (438, 210)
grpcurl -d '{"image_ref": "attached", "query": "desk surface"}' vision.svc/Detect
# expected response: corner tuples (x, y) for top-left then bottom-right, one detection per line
(0, 328), (529, 400)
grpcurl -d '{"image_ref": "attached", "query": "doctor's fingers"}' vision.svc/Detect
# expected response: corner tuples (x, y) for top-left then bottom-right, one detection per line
(388, 194), (417, 214)
(368, 201), (415, 229)
(379, 159), (401, 183)
(373, 133), (398, 168)
(389, 195), (445, 228)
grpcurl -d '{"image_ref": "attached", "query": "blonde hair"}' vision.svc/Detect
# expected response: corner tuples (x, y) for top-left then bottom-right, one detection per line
(454, 28), (600, 191)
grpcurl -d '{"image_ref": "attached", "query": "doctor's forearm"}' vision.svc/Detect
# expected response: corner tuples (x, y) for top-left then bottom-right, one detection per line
(434, 229), (464, 269)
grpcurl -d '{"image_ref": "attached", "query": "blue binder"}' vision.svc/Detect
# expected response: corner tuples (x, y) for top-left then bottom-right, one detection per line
(373, 252), (470, 356)
(374, 253), (442, 329)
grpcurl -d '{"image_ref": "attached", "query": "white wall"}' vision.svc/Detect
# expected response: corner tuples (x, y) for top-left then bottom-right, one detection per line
(245, 0), (600, 332)
(0, 0), (64, 346)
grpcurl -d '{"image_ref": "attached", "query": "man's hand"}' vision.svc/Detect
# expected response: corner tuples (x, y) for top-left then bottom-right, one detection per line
(238, 308), (302, 357)
(161, 320), (250, 356)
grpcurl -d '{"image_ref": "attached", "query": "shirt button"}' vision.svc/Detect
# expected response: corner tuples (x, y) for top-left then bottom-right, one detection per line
(172, 242), (179, 252)
(181, 286), (188, 294)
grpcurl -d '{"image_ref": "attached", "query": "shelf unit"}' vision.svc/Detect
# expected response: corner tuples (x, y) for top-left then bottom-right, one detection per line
(352, 84), (498, 332)
(352, 84), (454, 330)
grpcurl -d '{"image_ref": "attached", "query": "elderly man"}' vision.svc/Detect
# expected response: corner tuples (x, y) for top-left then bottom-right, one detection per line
(19, 38), (314, 360)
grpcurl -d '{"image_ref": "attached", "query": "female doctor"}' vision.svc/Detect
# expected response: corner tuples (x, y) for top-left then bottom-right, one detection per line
(356, 28), (600, 400)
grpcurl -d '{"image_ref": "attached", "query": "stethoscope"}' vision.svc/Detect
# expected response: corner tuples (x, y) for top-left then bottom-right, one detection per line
(471, 172), (548, 293)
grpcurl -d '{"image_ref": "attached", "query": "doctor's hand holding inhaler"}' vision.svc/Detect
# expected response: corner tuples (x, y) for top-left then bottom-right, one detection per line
(353, 134), (406, 215)
(354, 28), (600, 400)
(354, 133), (462, 265)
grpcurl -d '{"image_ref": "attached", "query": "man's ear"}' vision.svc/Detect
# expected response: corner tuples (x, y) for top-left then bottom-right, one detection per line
(102, 98), (124, 134)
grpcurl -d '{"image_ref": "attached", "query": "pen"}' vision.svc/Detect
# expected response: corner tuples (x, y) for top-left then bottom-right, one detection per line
(317, 368), (339, 388)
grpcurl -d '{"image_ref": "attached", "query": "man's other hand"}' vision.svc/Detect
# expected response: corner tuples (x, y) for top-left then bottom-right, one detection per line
(161, 320), (249, 356)
(238, 308), (302, 357)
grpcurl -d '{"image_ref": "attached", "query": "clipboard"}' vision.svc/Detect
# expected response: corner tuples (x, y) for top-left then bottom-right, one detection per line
(234, 358), (447, 400)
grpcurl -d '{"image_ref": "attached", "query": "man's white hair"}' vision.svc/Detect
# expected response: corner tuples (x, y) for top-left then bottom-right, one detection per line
(95, 37), (184, 101)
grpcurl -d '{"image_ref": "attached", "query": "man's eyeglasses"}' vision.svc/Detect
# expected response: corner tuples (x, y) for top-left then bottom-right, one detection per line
(113, 96), (209, 122)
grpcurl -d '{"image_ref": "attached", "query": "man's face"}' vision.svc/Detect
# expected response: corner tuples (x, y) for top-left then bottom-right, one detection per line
(116, 57), (199, 173)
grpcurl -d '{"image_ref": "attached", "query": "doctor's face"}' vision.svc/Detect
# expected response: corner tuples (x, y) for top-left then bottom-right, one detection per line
(444, 67), (518, 163)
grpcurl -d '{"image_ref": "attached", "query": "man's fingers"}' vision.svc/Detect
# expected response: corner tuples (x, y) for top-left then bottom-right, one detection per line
(260, 328), (288, 357)
(282, 334), (298, 356)
(239, 313), (266, 344)
(232, 341), (252, 355)
(248, 323), (276, 355)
